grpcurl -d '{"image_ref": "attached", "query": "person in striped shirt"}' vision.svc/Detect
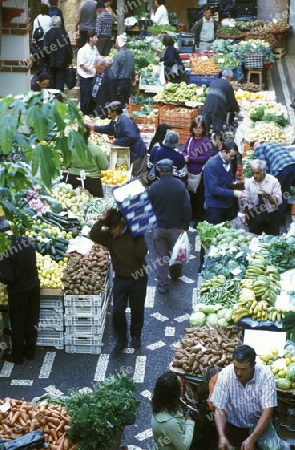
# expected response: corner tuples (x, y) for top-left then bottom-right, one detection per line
(211, 344), (286, 450)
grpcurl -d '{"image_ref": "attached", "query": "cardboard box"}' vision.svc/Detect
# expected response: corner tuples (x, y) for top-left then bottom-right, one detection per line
(109, 146), (131, 171)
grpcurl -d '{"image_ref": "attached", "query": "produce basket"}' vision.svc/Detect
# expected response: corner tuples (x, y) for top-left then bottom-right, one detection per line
(244, 52), (263, 69)
(159, 104), (198, 129)
(188, 72), (219, 86)
(132, 114), (159, 127)
(171, 127), (190, 145)
(215, 32), (246, 40)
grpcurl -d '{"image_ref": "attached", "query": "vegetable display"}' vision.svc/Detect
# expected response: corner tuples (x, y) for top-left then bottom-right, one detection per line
(216, 25), (245, 37)
(171, 325), (243, 376)
(258, 236), (295, 273)
(154, 82), (204, 103)
(0, 397), (74, 450)
(196, 220), (231, 249)
(61, 243), (110, 295)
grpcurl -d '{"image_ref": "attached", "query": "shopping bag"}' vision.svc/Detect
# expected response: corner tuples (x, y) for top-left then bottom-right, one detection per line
(33, 19), (44, 42)
(65, 67), (76, 89)
(187, 172), (202, 193)
(169, 232), (190, 265)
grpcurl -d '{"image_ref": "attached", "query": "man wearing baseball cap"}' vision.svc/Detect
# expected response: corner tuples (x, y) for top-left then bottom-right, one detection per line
(95, 1), (113, 56)
(112, 32), (135, 107)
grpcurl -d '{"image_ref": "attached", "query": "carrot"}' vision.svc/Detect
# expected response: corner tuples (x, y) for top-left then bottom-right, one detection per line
(48, 417), (60, 426)
(57, 436), (64, 450)
(51, 428), (58, 441)
(56, 420), (65, 433)
(63, 437), (69, 450)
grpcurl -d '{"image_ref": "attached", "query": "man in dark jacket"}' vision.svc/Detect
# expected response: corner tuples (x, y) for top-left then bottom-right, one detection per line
(89, 208), (148, 355)
(0, 218), (40, 364)
(148, 159), (192, 294)
(202, 68), (239, 134)
(87, 101), (148, 180)
(203, 147), (245, 225)
(88, 56), (117, 118)
(44, 15), (73, 91)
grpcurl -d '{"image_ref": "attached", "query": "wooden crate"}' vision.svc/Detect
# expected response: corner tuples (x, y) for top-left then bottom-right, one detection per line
(132, 114), (159, 127)
(173, 127), (190, 145)
(159, 105), (198, 129)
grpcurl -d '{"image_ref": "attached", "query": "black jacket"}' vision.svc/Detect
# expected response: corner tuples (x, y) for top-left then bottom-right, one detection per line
(88, 68), (117, 118)
(44, 27), (73, 68)
(0, 236), (40, 294)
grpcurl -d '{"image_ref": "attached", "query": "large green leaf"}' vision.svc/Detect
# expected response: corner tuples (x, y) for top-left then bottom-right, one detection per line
(26, 105), (49, 140)
(67, 130), (90, 162)
(56, 136), (72, 168)
(0, 96), (14, 115)
(31, 144), (59, 188)
(0, 115), (19, 153)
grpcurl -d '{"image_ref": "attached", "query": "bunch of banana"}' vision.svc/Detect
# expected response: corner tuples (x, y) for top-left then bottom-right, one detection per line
(266, 306), (286, 323)
(198, 275), (226, 293)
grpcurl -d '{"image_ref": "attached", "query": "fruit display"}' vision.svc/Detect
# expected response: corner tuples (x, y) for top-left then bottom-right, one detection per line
(0, 283), (8, 306)
(61, 243), (110, 295)
(259, 349), (295, 390)
(154, 82), (204, 103)
(101, 169), (129, 185)
(37, 253), (68, 288)
(50, 184), (91, 220)
(247, 121), (291, 144)
(232, 255), (284, 323)
(171, 325), (243, 376)
(235, 88), (276, 105)
(196, 276), (241, 307)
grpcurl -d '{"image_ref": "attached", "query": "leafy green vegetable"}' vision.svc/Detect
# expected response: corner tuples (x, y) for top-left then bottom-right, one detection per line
(196, 221), (231, 249)
(147, 24), (176, 34)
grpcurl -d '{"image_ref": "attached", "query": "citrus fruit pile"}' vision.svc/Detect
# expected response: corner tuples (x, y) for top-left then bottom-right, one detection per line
(101, 169), (129, 185)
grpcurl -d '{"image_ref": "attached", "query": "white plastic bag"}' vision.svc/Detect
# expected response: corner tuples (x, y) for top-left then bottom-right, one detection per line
(169, 232), (190, 265)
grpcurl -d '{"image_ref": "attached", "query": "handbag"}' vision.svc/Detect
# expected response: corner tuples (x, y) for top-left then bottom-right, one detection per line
(33, 18), (44, 42)
(65, 67), (77, 90)
(169, 232), (191, 265)
(147, 147), (160, 184)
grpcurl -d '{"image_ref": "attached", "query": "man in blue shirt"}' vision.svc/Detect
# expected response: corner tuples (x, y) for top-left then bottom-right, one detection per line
(254, 142), (295, 223)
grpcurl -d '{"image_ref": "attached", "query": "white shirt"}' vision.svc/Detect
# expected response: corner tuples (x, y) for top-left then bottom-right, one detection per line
(77, 43), (100, 78)
(211, 363), (277, 429)
(33, 14), (53, 41)
(151, 5), (169, 25)
(244, 173), (282, 213)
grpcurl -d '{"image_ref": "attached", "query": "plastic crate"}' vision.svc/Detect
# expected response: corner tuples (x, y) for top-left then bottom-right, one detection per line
(64, 285), (111, 316)
(188, 72), (219, 86)
(159, 105), (198, 129)
(64, 334), (103, 354)
(178, 46), (194, 53)
(64, 314), (107, 336)
(40, 290), (63, 312)
(36, 328), (64, 349)
(39, 309), (64, 331)
(244, 52), (263, 69)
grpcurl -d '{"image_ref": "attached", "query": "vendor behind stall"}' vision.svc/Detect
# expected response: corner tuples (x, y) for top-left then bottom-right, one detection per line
(211, 344), (289, 450)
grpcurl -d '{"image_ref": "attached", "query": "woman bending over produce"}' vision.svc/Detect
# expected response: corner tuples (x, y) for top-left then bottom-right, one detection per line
(152, 371), (195, 450)
(66, 125), (109, 197)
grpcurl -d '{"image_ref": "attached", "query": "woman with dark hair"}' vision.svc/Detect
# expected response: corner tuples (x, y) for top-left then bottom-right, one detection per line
(152, 371), (195, 449)
(31, 70), (51, 92)
(150, 0), (169, 25)
(66, 125), (109, 197)
(161, 35), (185, 84)
(148, 123), (172, 154)
(182, 116), (212, 223)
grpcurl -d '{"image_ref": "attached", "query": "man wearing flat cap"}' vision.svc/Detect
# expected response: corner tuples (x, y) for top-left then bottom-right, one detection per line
(148, 159), (192, 294)
(89, 207), (148, 354)
(87, 101), (147, 180)
(95, 1), (113, 56)
(113, 32), (135, 107)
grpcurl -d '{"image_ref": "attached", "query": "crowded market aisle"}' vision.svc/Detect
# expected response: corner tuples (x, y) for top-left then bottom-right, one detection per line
(0, 230), (201, 449)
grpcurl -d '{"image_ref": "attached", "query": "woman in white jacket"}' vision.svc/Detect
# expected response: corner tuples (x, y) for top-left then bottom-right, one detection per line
(150, 0), (169, 25)
(32, 4), (52, 69)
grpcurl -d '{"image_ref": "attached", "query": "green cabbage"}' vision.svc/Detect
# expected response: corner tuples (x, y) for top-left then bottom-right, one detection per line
(206, 313), (219, 327)
(189, 311), (206, 327)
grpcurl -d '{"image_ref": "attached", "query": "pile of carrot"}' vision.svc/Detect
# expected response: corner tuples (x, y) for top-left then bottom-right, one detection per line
(0, 397), (76, 450)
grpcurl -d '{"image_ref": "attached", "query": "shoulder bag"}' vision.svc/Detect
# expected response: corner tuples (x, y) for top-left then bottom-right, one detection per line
(186, 138), (202, 193)
(33, 18), (44, 42)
